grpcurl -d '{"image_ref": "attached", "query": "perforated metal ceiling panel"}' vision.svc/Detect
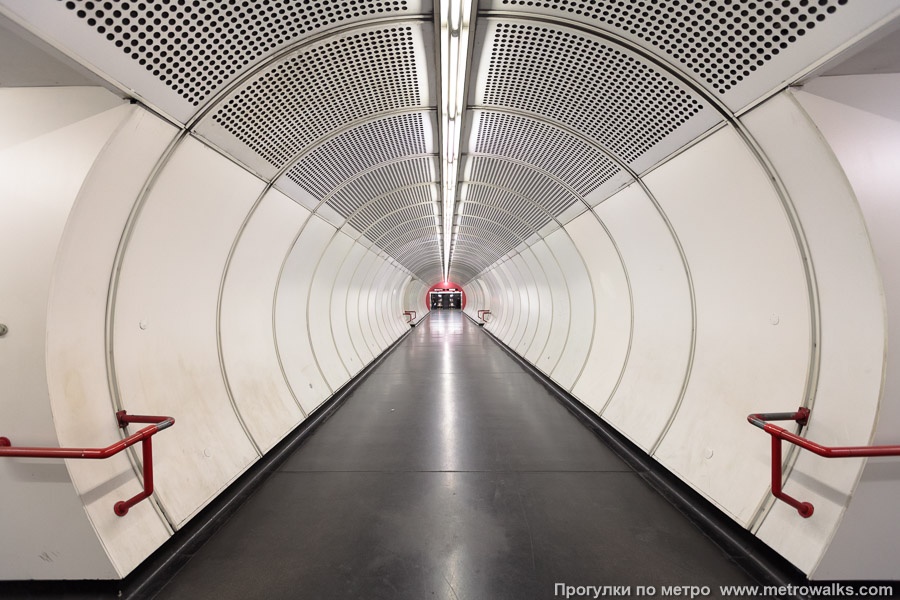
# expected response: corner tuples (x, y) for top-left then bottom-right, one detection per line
(467, 156), (581, 217)
(288, 111), (435, 200)
(470, 18), (722, 174)
(316, 156), (437, 217)
(389, 232), (443, 280)
(349, 185), (436, 238)
(195, 22), (434, 179)
(467, 109), (634, 204)
(478, 0), (900, 111)
(0, 0), (431, 123)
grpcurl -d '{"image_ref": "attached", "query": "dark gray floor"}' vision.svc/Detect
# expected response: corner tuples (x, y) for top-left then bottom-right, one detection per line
(154, 311), (757, 599)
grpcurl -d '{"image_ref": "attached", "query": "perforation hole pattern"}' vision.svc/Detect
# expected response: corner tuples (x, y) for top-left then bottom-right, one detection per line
(466, 184), (551, 233)
(391, 234), (441, 269)
(293, 113), (429, 200)
(474, 112), (620, 196)
(213, 27), (422, 168)
(484, 22), (703, 163)
(383, 223), (440, 253)
(469, 156), (580, 217)
(350, 186), (435, 236)
(498, 0), (849, 93)
(316, 157), (436, 219)
(457, 216), (522, 251)
(363, 203), (435, 243)
(60, 0), (410, 106)
(462, 199), (536, 242)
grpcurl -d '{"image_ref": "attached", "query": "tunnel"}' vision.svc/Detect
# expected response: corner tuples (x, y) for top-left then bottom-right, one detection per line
(1, 0), (900, 596)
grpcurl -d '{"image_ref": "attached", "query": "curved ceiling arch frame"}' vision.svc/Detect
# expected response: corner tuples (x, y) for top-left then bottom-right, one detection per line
(472, 11), (821, 528)
(465, 109), (633, 204)
(369, 215), (442, 250)
(315, 154), (438, 206)
(313, 155), (440, 238)
(461, 119), (638, 402)
(452, 226), (525, 260)
(468, 17), (724, 175)
(345, 196), (437, 242)
(459, 126), (653, 424)
(469, 15), (819, 423)
(478, 3), (900, 114)
(465, 153), (594, 214)
(310, 227), (369, 382)
(291, 112), (439, 201)
(381, 226), (446, 255)
(465, 103), (695, 460)
(454, 211), (589, 381)
(198, 21), (437, 179)
(44, 6), (433, 536)
(107, 104), (444, 535)
(0, 4), (434, 125)
(343, 245), (392, 363)
(388, 234), (443, 263)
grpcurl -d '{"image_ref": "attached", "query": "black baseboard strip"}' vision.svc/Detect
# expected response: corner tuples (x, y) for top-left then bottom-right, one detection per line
(463, 311), (810, 599)
(0, 320), (421, 600)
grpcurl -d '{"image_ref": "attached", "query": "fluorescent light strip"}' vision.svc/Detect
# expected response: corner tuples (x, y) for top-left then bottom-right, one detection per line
(439, 0), (471, 281)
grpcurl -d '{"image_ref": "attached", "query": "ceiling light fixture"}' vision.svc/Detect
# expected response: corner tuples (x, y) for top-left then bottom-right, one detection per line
(439, 0), (472, 282)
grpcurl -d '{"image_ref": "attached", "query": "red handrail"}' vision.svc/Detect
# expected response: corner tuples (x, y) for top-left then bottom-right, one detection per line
(748, 407), (900, 518)
(477, 309), (492, 322)
(403, 310), (416, 323)
(0, 410), (174, 516)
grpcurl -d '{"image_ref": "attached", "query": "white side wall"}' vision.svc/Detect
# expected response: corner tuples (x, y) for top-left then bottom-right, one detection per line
(791, 77), (900, 580)
(466, 96), (891, 577)
(0, 94), (426, 579)
(0, 87), (130, 580)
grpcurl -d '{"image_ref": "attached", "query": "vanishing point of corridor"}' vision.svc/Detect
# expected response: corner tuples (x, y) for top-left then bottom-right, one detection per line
(153, 311), (755, 599)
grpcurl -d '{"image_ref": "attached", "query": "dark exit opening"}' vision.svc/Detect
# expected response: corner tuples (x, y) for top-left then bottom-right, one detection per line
(430, 290), (462, 310)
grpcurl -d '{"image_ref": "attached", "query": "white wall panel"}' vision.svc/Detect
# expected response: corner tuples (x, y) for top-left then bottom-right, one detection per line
(221, 188), (309, 453)
(483, 270), (504, 336)
(565, 209), (631, 411)
(496, 262), (520, 345)
(368, 257), (392, 352)
(309, 233), (354, 390)
(530, 241), (570, 375)
(332, 243), (368, 377)
(113, 137), (264, 526)
(46, 105), (178, 578)
(511, 256), (540, 356)
(1, 87), (130, 580)
(647, 127), (811, 525)
(507, 255), (533, 352)
(389, 273), (412, 336)
(521, 249), (552, 364)
(361, 255), (389, 353)
(276, 216), (334, 413)
(783, 85), (896, 579)
(350, 250), (380, 362)
(545, 227), (594, 390)
(380, 267), (403, 340)
(589, 184), (691, 451)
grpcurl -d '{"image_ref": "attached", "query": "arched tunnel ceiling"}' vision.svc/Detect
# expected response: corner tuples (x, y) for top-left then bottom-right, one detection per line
(2, 0), (896, 286)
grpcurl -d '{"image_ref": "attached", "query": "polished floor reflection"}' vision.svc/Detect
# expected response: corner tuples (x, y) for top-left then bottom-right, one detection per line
(155, 311), (756, 599)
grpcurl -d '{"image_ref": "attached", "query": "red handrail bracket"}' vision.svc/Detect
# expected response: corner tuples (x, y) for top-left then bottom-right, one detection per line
(403, 310), (416, 323)
(0, 411), (174, 517)
(748, 407), (900, 518)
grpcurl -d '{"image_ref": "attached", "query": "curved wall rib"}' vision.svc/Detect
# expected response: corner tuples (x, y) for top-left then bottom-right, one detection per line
(0, 0), (898, 583)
